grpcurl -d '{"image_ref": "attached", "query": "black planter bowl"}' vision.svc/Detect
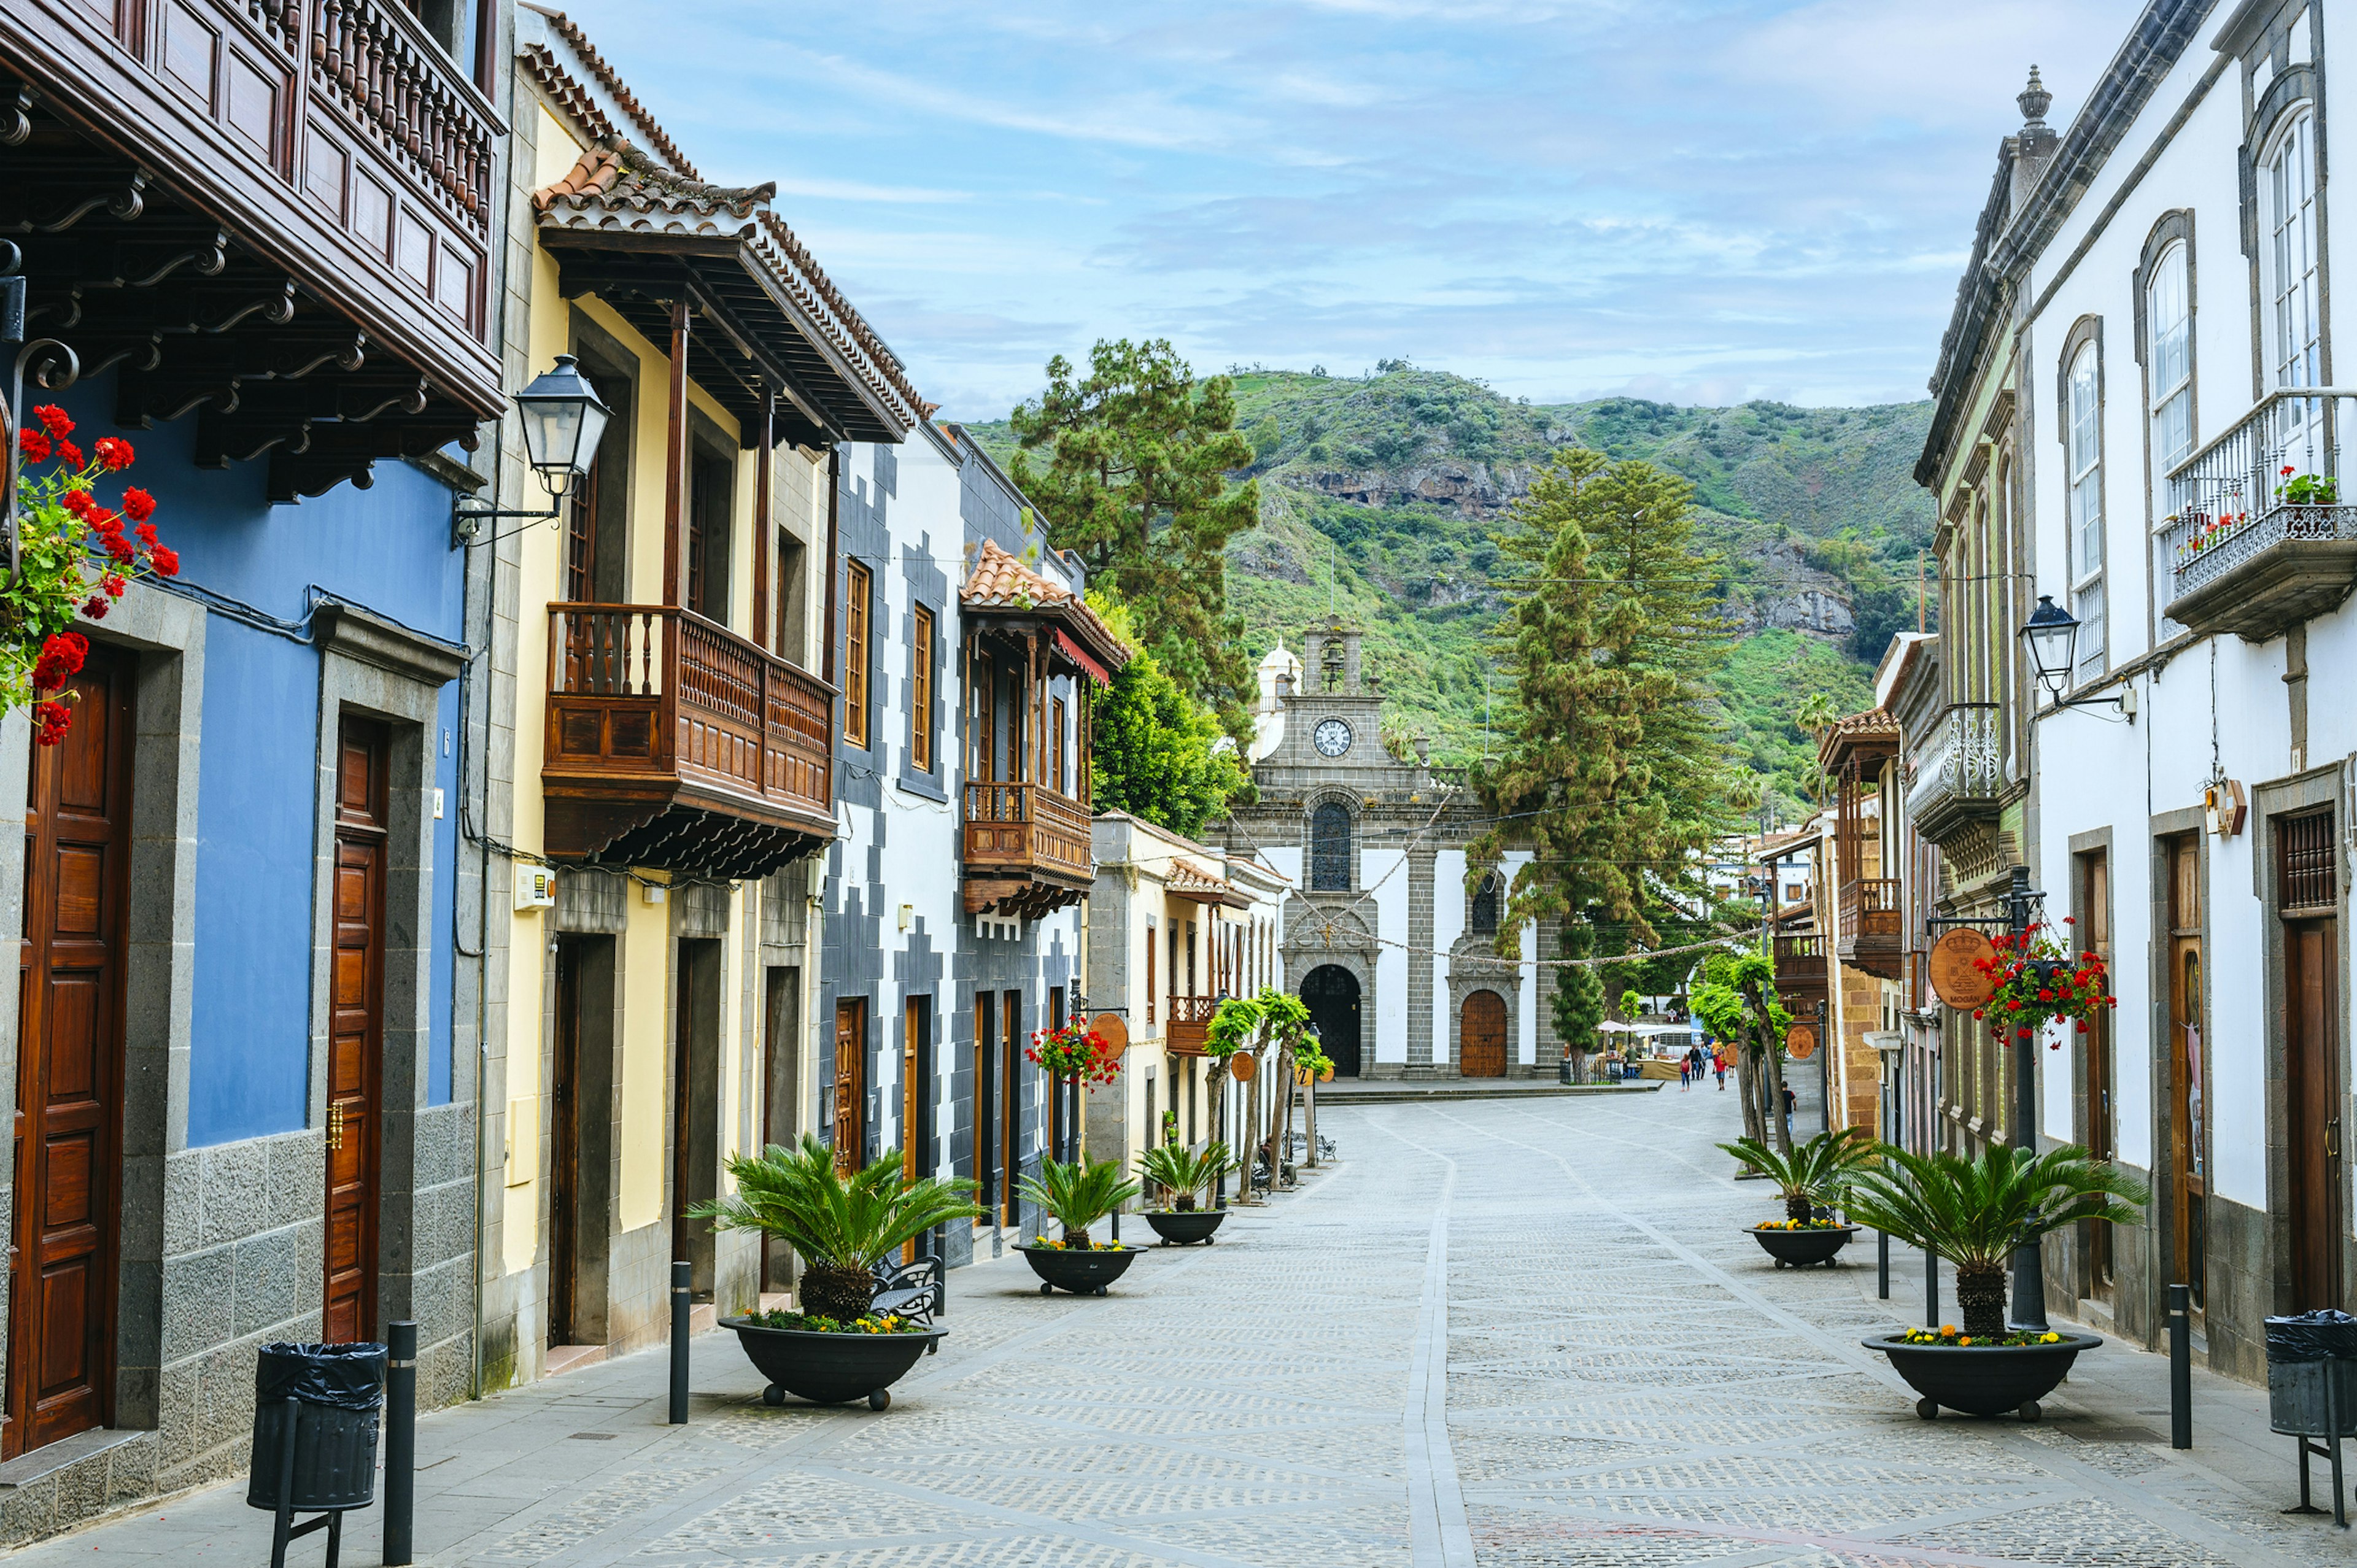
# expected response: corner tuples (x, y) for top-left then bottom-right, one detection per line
(1864, 1331), (2102, 1420)
(1144, 1209), (1227, 1246)
(1749, 1223), (1857, 1267)
(1018, 1243), (1142, 1296)
(721, 1317), (943, 1412)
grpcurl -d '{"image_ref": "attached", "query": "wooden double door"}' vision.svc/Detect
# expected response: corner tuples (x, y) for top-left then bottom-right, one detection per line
(7, 646), (134, 1458)
(325, 718), (390, 1346)
(1460, 991), (1507, 1078)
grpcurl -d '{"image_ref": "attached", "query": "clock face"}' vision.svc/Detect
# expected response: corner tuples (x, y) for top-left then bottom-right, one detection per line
(1314, 719), (1352, 757)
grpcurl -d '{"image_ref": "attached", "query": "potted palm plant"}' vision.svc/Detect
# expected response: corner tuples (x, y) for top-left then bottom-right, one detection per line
(1016, 1157), (1143, 1295)
(692, 1135), (980, 1411)
(1136, 1139), (1236, 1245)
(1719, 1127), (1876, 1267)
(1847, 1141), (2146, 1421)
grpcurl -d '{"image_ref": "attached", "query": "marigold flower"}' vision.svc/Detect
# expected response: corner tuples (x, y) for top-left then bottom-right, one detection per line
(18, 429), (52, 463)
(120, 487), (156, 523)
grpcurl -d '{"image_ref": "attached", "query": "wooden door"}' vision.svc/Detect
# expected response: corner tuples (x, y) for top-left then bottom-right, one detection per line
(7, 645), (133, 1458)
(2079, 851), (2114, 1300)
(833, 999), (865, 1173)
(974, 991), (996, 1229)
(902, 998), (926, 1264)
(761, 967), (795, 1289)
(2287, 917), (2342, 1310)
(551, 938), (582, 1345)
(1460, 991), (1507, 1078)
(2166, 835), (2206, 1314)
(324, 717), (389, 1346)
(1000, 990), (1020, 1224)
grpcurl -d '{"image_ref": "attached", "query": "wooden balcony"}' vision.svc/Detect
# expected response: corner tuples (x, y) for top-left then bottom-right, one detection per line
(1773, 932), (1828, 1008)
(1836, 879), (1905, 981)
(2161, 389), (2357, 640)
(962, 782), (1093, 917)
(1166, 995), (1218, 1056)
(5, 0), (503, 496)
(543, 605), (835, 880)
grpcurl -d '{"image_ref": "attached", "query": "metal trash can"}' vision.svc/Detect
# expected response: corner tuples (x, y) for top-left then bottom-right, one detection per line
(247, 1341), (387, 1513)
(2268, 1310), (2357, 1437)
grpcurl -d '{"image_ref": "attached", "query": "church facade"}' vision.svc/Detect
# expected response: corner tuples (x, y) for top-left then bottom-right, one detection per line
(1209, 624), (1554, 1078)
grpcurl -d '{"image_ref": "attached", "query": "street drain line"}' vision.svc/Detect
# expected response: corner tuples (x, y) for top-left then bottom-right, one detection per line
(1371, 1117), (1477, 1568)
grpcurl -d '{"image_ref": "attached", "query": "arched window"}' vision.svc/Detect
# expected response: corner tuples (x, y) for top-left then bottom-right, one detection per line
(1309, 802), (1350, 891)
(1469, 873), (1500, 935)
(2147, 241), (2193, 474)
(2065, 341), (2105, 681)
(2266, 110), (2326, 473)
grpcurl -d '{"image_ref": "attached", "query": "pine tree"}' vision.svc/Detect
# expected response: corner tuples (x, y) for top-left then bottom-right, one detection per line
(1009, 340), (1260, 724)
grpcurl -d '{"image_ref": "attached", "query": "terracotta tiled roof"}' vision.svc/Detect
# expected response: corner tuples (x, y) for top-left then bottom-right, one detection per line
(961, 541), (1128, 673)
(525, 6), (700, 178)
(521, 43), (617, 146)
(1166, 859), (1252, 908)
(532, 138), (928, 434)
(1816, 706), (1902, 771)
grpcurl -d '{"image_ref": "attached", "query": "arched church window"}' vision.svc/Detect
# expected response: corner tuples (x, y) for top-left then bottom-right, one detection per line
(1310, 802), (1351, 891)
(1470, 873), (1500, 935)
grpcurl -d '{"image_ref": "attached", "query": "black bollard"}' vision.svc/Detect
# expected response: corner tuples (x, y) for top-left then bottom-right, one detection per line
(1925, 1245), (1940, 1328)
(2168, 1283), (2192, 1450)
(669, 1261), (691, 1425)
(1878, 1228), (1890, 1300)
(384, 1321), (417, 1566)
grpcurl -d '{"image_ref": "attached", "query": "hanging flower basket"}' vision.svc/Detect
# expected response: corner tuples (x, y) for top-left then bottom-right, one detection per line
(1968, 919), (2114, 1052)
(10, 406), (178, 744)
(1025, 1022), (1121, 1086)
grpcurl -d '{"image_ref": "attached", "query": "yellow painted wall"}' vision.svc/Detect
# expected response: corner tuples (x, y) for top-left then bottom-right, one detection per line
(619, 882), (670, 1232)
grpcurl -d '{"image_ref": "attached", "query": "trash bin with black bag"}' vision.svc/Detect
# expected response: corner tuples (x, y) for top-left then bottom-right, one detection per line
(248, 1340), (387, 1567)
(2266, 1308), (2357, 1529)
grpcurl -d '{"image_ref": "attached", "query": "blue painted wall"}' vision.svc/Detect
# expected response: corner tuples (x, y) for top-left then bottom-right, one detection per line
(50, 374), (466, 1146)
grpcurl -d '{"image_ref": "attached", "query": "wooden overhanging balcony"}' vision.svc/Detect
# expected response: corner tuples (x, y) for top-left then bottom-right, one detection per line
(543, 605), (836, 880)
(2161, 389), (2357, 640)
(6, 0), (504, 498)
(1836, 878), (1905, 981)
(962, 782), (1093, 917)
(1772, 931), (1828, 1008)
(1905, 703), (2003, 846)
(1165, 995), (1219, 1056)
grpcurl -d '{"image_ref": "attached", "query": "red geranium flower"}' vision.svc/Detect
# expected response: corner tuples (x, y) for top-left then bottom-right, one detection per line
(82, 597), (108, 620)
(149, 544), (179, 577)
(101, 574), (125, 598)
(93, 437), (133, 471)
(18, 428), (51, 463)
(33, 701), (71, 747)
(35, 406), (72, 439)
(55, 439), (83, 469)
(120, 487), (155, 523)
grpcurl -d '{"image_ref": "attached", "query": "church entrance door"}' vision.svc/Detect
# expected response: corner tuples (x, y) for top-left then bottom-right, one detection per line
(1460, 991), (1507, 1077)
(1302, 965), (1361, 1078)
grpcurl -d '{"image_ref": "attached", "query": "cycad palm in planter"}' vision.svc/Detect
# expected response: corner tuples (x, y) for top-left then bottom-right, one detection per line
(1017, 1157), (1144, 1295)
(1137, 1141), (1235, 1244)
(1719, 1127), (1876, 1265)
(1846, 1142), (2146, 1418)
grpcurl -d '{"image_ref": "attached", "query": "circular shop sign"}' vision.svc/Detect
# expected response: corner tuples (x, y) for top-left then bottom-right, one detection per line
(1928, 927), (2000, 1010)
(1784, 1024), (1818, 1060)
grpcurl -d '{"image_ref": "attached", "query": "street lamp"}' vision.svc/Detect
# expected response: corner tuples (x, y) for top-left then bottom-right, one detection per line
(455, 355), (614, 543)
(2018, 595), (2135, 717)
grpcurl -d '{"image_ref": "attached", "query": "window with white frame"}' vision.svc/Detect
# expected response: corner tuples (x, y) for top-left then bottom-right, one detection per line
(2067, 343), (2105, 681)
(2267, 109), (2325, 471)
(2147, 242), (2193, 476)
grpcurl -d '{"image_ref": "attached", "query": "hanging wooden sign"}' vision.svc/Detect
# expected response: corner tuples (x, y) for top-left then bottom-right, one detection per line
(1928, 927), (2000, 1009)
(1228, 1051), (1258, 1082)
(1784, 1023), (1818, 1060)
(1088, 1012), (1129, 1051)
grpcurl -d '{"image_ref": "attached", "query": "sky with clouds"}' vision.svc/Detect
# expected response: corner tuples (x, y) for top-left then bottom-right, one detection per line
(547, 0), (2142, 418)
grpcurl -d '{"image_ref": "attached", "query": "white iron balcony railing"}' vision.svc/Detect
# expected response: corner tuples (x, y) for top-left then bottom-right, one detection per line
(2161, 388), (2357, 637)
(1905, 703), (2003, 843)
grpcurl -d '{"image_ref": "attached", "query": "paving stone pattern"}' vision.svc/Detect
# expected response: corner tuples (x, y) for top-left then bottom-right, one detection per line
(14, 1091), (2348, 1566)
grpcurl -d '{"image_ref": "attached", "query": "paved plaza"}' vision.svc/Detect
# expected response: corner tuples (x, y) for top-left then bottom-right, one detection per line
(15, 1089), (2349, 1567)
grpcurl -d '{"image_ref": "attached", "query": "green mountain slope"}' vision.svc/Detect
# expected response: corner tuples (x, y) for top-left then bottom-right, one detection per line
(967, 366), (1933, 811)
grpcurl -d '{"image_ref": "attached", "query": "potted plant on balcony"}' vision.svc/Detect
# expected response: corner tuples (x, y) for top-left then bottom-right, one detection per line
(1848, 1142), (2146, 1420)
(1016, 1157), (1144, 1294)
(2278, 465), (2340, 506)
(9, 406), (179, 745)
(1719, 1127), (1876, 1267)
(692, 1135), (980, 1410)
(1137, 1138), (1236, 1245)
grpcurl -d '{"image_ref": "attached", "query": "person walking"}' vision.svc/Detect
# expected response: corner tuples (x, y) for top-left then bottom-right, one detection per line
(1714, 1049), (1728, 1091)
(1679, 1056), (1692, 1091)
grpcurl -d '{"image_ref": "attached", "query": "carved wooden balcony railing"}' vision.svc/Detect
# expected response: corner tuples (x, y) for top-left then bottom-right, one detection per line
(1165, 995), (1220, 1056)
(543, 605), (836, 880)
(1836, 878), (1905, 981)
(1905, 703), (2004, 846)
(962, 781), (1094, 917)
(1772, 932), (1828, 1007)
(2161, 388), (2357, 640)
(5, 0), (503, 497)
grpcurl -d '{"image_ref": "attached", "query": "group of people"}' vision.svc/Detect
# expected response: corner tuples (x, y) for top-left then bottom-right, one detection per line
(1678, 1043), (1727, 1092)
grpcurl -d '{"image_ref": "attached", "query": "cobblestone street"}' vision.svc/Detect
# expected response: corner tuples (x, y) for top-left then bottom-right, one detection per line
(18, 1089), (2347, 1567)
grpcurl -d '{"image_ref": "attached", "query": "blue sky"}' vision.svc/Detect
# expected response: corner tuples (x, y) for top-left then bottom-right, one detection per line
(549, 0), (2138, 418)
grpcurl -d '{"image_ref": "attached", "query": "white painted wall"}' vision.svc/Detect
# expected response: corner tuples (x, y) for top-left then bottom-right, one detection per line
(1365, 846), (1407, 1063)
(1433, 848), (1468, 1063)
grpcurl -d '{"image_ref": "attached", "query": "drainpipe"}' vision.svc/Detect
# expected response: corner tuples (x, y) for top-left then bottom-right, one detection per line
(821, 446), (841, 686)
